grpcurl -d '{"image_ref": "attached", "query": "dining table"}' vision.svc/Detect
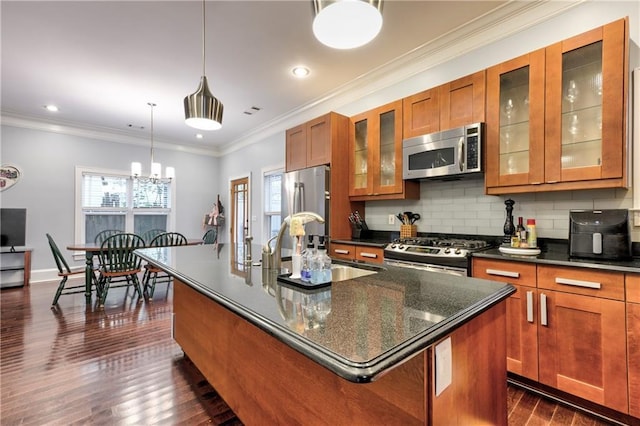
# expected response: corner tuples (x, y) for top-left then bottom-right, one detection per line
(67, 238), (203, 302)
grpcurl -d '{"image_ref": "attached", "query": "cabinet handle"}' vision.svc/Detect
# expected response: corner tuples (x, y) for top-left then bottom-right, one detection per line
(360, 252), (378, 259)
(555, 277), (601, 290)
(486, 268), (520, 278)
(540, 293), (548, 326)
(526, 291), (534, 323)
(334, 249), (350, 255)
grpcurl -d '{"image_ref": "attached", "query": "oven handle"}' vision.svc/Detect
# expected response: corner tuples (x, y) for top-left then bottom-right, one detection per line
(383, 259), (467, 276)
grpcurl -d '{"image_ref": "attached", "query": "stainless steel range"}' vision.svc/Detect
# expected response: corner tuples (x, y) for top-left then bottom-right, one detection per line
(383, 237), (491, 276)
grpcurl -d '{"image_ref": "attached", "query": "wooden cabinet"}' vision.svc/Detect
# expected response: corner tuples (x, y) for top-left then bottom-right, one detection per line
(349, 100), (419, 201)
(626, 274), (640, 418)
(403, 70), (486, 139)
(330, 242), (383, 264)
(472, 258), (629, 413)
(286, 112), (334, 172)
(285, 112), (364, 242)
(472, 258), (538, 380)
(537, 265), (627, 413)
(486, 18), (628, 195)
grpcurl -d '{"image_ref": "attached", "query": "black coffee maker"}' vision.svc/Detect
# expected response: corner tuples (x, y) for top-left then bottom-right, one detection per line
(569, 209), (632, 260)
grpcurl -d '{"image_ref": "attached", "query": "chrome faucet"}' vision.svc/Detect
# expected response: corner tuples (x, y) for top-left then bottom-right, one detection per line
(262, 211), (325, 271)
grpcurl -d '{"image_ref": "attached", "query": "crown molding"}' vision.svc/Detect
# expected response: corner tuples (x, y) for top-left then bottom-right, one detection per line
(1, 113), (220, 157)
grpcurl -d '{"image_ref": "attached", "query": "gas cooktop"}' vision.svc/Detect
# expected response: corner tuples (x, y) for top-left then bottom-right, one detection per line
(384, 237), (491, 259)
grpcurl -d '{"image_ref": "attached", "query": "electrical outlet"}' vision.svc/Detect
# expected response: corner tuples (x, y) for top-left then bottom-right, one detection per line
(388, 214), (395, 225)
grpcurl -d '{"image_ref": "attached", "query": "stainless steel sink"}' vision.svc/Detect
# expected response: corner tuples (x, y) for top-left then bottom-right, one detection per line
(331, 264), (378, 282)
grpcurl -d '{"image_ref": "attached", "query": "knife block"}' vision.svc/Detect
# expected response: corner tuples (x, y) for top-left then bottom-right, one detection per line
(400, 225), (417, 238)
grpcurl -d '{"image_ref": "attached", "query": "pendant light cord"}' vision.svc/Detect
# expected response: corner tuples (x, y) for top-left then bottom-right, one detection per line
(201, 0), (206, 77)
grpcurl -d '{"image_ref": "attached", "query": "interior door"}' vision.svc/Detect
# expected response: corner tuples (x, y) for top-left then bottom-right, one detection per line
(230, 176), (250, 247)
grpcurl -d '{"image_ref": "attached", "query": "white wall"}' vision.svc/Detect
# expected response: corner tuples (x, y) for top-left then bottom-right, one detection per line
(0, 125), (219, 277)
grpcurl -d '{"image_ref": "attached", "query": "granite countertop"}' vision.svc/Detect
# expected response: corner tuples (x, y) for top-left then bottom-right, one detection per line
(136, 243), (514, 383)
(330, 238), (389, 248)
(473, 242), (640, 273)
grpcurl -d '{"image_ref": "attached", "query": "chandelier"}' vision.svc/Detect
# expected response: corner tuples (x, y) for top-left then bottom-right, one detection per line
(131, 102), (175, 184)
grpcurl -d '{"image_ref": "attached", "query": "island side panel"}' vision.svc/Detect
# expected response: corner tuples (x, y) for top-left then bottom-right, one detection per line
(430, 302), (508, 426)
(173, 280), (426, 425)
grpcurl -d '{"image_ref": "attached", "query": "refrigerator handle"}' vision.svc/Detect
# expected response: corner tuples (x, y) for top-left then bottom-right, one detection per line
(293, 182), (305, 214)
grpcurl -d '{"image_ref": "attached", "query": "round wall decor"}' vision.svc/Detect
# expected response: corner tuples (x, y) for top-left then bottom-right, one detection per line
(0, 165), (22, 191)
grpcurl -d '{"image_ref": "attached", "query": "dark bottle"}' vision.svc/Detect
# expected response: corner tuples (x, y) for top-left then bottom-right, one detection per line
(516, 216), (527, 243)
(503, 199), (516, 244)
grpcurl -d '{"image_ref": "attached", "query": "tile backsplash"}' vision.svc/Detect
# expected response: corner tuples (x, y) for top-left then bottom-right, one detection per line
(364, 178), (638, 241)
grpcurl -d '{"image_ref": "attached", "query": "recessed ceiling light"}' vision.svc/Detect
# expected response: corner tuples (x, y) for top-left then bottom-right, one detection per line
(44, 104), (59, 112)
(196, 133), (204, 139)
(292, 66), (310, 78)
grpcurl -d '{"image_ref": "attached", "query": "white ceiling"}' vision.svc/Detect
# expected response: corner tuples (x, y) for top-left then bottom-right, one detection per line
(3, 1), (551, 156)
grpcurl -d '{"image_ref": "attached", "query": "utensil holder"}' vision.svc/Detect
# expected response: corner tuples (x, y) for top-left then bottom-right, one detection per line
(400, 225), (417, 238)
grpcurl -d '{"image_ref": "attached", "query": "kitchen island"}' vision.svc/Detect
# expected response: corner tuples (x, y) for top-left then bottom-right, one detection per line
(137, 243), (515, 425)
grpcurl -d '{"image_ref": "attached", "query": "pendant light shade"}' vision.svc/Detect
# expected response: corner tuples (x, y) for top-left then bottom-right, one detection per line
(184, 76), (223, 131)
(312, 0), (383, 50)
(184, 0), (223, 130)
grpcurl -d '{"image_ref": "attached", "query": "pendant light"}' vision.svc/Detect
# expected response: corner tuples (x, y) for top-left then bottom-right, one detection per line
(184, 0), (224, 130)
(312, 0), (383, 50)
(131, 103), (175, 183)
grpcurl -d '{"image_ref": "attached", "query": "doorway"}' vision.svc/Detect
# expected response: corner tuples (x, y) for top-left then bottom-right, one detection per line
(230, 176), (250, 247)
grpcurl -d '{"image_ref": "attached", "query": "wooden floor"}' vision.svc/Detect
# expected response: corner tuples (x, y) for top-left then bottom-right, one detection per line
(0, 279), (617, 425)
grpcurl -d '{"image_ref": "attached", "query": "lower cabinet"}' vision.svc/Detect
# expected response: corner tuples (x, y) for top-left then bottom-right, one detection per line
(472, 258), (629, 414)
(627, 274), (640, 418)
(330, 242), (384, 264)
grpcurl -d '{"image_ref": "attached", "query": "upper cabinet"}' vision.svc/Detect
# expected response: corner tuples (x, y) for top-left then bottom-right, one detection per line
(486, 18), (629, 195)
(349, 100), (419, 200)
(403, 70), (486, 139)
(286, 113), (336, 172)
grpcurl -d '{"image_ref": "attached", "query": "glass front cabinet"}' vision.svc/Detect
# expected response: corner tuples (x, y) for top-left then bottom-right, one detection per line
(486, 18), (628, 195)
(349, 100), (419, 200)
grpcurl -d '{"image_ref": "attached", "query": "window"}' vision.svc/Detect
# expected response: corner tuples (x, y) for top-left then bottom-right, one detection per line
(75, 167), (174, 244)
(264, 170), (282, 242)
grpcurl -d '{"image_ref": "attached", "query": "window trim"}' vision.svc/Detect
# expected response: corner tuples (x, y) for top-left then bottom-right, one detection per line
(74, 166), (176, 248)
(261, 165), (283, 245)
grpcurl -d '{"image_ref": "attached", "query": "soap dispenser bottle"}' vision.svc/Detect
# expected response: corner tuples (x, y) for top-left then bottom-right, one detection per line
(301, 235), (315, 282)
(311, 236), (331, 284)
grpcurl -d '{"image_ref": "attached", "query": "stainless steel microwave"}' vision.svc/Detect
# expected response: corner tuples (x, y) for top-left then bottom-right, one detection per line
(403, 123), (483, 180)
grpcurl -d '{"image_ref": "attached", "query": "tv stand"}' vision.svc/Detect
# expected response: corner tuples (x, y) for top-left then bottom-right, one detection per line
(0, 247), (31, 288)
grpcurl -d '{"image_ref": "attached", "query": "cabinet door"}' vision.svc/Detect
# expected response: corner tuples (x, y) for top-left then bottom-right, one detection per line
(373, 101), (404, 196)
(439, 70), (486, 131)
(349, 112), (371, 197)
(402, 87), (439, 139)
(306, 114), (332, 168)
(544, 18), (627, 185)
(286, 124), (307, 172)
(537, 290), (628, 412)
(626, 275), (640, 418)
(486, 49), (546, 190)
(471, 258), (538, 379)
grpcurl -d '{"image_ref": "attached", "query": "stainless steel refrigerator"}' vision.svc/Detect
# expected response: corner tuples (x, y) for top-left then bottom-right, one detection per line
(281, 165), (330, 250)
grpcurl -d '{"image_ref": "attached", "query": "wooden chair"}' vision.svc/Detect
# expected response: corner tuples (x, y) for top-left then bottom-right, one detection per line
(141, 229), (165, 245)
(142, 232), (187, 298)
(47, 233), (97, 305)
(96, 233), (145, 307)
(94, 229), (124, 244)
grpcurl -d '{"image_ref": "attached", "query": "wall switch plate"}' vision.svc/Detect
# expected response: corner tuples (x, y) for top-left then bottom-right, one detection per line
(388, 214), (395, 225)
(634, 211), (640, 227)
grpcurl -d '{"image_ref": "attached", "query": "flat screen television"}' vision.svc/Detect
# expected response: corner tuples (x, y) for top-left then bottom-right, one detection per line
(1, 208), (27, 250)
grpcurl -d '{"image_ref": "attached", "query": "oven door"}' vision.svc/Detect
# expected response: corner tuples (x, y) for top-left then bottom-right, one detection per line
(383, 258), (468, 277)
